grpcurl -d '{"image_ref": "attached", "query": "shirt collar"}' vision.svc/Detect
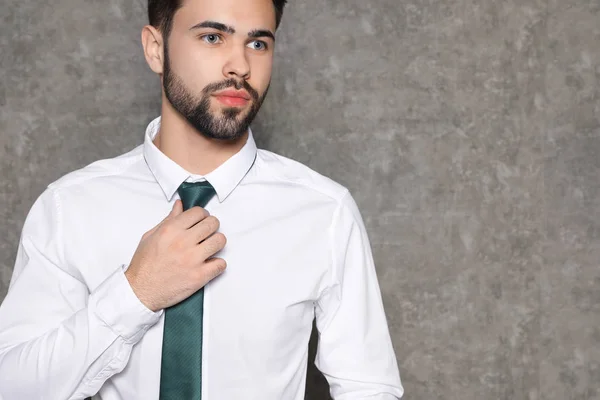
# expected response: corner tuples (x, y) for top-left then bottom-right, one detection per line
(143, 116), (257, 203)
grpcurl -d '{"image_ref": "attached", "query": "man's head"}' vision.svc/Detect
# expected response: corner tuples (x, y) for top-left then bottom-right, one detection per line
(142, 0), (288, 140)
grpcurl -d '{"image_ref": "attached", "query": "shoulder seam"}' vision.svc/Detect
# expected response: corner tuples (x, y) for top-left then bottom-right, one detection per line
(48, 151), (142, 191)
(258, 151), (348, 204)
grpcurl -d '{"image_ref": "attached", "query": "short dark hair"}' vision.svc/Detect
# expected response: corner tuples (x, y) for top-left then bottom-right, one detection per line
(148, 0), (288, 37)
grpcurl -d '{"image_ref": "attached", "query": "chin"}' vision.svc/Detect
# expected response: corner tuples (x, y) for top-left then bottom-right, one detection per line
(220, 107), (250, 120)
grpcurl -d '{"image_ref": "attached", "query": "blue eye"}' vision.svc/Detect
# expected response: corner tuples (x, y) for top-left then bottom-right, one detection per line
(202, 34), (221, 44)
(247, 40), (267, 51)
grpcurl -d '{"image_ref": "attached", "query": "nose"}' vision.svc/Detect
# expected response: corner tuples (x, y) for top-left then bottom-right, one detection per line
(222, 45), (251, 80)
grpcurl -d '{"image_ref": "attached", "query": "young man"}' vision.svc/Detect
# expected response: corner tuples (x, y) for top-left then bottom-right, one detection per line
(0, 0), (403, 399)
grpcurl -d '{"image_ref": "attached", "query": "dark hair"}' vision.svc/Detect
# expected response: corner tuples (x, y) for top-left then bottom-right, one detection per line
(148, 0), (288, 37)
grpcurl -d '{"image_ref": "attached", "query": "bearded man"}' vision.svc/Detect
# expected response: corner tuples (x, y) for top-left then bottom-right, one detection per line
(0, 1), (404, 399)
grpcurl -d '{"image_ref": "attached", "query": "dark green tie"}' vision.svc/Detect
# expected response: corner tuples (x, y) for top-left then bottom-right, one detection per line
(159, 181), (217, 400)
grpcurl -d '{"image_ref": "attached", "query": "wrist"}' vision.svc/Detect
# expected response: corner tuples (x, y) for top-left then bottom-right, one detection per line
(125, 268), (159, 312)
(91, 265), (162, 342)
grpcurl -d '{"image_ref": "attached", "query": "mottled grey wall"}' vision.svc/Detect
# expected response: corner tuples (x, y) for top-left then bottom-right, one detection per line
(1, 0), (599, 399)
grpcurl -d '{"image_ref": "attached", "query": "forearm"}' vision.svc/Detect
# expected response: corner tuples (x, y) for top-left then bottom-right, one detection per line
(1, 309), (124, 399)
(0, 268), (161, 400)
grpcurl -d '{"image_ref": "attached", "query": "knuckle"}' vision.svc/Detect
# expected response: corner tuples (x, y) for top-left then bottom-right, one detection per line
(204, 239), (219, 255)
(213, 233), (227, 248)
(159, 223), (174, 237)
(193, 206), (209, 219)
(205, 216), (220, 231)
(198, 259), (226, 282)
(213, 258), (227, 271)
(211, 259), (227, 278)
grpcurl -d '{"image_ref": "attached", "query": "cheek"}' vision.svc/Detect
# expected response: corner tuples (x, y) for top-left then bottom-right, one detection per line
(168, 39), (223, 92)
(249, 55), (274, 94)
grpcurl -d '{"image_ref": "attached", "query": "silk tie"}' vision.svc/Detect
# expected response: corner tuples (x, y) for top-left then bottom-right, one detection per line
(159, 181), (217, 400)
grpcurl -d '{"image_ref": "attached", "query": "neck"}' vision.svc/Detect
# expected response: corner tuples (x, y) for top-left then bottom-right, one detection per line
(154, 95), (249, 176)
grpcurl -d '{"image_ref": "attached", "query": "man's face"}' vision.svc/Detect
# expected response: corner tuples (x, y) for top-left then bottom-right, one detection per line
(162, 0), (276, 140)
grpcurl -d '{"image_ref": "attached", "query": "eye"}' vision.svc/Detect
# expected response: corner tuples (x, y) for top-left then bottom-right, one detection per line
(247, 40), (268, 51)
(201, 34), (222, 44)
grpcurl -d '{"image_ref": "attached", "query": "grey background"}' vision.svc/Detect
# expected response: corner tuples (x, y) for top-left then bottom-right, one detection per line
(1, 0), (599, 399)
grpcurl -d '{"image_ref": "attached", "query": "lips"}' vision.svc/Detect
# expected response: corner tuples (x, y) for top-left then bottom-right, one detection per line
(213, 89), (251, 107)
(214, 90), (251, 100)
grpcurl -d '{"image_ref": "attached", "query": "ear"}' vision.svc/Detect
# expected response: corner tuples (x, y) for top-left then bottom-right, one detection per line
(141, 25), (165, 75)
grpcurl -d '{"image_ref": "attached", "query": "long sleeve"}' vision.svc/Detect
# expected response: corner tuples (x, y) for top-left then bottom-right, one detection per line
(314, 191), (404, 399)
(0, 188), (162, 400)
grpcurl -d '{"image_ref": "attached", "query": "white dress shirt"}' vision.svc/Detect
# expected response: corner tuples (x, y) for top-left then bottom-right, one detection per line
(0, 117), (403, 400)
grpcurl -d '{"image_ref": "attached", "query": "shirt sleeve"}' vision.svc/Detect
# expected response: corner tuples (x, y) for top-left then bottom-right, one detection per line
(0, 188), (162, 400)
(314, 190), (404, 399)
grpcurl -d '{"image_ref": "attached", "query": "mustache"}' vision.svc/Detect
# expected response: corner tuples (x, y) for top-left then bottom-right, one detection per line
(203, 79), (260, 101)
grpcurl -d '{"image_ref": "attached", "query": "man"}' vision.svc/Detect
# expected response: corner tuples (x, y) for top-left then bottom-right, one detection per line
(0, 0), (404, 399)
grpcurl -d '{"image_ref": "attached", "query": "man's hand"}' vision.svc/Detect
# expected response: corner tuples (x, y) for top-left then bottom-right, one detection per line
(125, 200), (227, 312)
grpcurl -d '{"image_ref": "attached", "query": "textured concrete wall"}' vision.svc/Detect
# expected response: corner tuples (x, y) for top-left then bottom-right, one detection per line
(1, 1), (599, 399)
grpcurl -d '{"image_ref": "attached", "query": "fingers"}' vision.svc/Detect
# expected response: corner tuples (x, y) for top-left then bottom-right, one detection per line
(172, 206), (210, 230)
(193, 257), (227, 287)
(187, 215), (220, 244)
(194, 232), (227, 260)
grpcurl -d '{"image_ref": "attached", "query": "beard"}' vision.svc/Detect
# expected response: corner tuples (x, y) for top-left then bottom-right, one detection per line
(162, 47), (269, 141)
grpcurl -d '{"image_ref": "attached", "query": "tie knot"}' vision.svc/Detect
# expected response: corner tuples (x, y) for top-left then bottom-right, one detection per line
(177, 181), (216, 210)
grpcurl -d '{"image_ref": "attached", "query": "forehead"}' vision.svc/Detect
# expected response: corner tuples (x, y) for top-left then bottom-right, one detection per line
(175, 0), (276, 31)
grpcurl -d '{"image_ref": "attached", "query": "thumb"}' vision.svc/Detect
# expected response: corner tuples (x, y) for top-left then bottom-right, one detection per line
(170, 199), (183, 216)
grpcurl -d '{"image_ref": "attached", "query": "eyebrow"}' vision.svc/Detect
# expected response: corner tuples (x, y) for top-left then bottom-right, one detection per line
(190, 20), (275, 41)
(248, 29), (275, 41)
(190, 21), (235, 34)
